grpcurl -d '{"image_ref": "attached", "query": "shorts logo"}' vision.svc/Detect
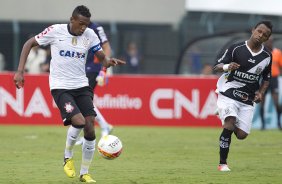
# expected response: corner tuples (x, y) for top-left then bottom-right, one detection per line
(225, 108), (230, 115)
(64, 102), (74, 113)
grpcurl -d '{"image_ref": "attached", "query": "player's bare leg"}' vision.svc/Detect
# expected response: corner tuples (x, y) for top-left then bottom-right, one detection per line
(75, 106), (113, 146)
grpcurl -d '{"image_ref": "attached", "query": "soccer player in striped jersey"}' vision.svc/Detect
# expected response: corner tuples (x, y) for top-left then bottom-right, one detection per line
(214, 20), (273, 172)
(13, 5), (125, 183)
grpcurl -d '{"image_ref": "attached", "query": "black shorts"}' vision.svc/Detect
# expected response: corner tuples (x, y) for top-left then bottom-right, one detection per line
(268, 77), (279, 93)
(86, 72), (99, 91)
(51, 86), (96, 126)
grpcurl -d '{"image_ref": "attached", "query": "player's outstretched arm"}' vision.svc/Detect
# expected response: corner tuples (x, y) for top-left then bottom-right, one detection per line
(214, 62), (240, 73)
(14, 37), (39, 89)
(95, 50), (126, 68)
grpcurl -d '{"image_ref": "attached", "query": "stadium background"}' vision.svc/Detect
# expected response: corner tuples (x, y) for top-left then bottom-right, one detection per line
(0, 0), (282, 129)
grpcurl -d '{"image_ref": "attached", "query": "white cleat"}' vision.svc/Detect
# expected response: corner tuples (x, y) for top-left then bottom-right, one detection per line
(214, 108), (219, 115)
(101, 124), (113, 137)
(75, 137), (84, 146)
(218, 164), (231, 172)
(75, 124), (114, 146)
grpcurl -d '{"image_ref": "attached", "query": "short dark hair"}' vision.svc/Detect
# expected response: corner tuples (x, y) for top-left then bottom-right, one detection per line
(254, 20), (273, 33)
(72, 5), (91, 18)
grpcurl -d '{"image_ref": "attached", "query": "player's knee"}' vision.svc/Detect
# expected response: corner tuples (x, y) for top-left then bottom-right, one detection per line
(71, 113), (86, 128)
(223, 117), (236, 131)
(235, 131), (248, 140)
(72, 123), (85, 129)
(236, 135), (247, 140)
(84, 117), (96, 141)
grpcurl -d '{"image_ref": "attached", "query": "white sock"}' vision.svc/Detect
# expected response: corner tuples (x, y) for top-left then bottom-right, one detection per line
(65, 126), (82, 159)
(94, 104), (109, 129)
(80, 139), (96, 175)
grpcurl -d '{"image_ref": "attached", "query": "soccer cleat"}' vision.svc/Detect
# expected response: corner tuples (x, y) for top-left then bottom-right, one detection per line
(214, 108), (219, 115)
(75, 137), (84, 146)
(101, 124), (113, 137)
(218, 164), (231, 172)
(80, 174), (96, 183)
(63, 158), (76, 178)
(76, 124), (114, 146)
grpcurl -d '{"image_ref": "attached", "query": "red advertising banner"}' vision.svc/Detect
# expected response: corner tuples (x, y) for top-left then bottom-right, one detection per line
(0, 73), (61, 125)
(0, 73), (221, 127)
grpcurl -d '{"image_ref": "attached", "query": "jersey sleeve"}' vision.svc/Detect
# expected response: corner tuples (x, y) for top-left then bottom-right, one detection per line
(35, 25), (56, 46)
(262, 54), (272, 81)
(96, 26), (108, 44)
(215, 44), (235, 66)
(89, 31), (102, 54)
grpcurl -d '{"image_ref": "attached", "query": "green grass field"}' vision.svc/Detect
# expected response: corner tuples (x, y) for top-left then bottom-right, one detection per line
(0, 125), (281, 184)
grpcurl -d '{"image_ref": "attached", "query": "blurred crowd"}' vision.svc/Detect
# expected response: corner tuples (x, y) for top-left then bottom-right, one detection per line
(25, 46), (51, 74)
(0, 40), (144, 75)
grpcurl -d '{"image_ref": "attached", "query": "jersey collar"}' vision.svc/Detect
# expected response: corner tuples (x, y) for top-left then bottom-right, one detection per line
(245, 41), (264, 56)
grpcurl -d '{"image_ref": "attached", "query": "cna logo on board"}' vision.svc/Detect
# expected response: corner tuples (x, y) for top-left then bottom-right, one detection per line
(150, 88), (218, 119)
(0, 86), (218, 121)
(94, 88), (218, 120)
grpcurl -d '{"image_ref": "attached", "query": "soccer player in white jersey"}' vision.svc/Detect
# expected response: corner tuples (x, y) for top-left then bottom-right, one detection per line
(13, 5), (125, 183)
(214, 20), (272, 172)
(75, 22), (113, 146)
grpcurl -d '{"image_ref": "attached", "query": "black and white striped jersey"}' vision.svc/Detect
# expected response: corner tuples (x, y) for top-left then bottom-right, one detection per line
(215, 41), (272, 105)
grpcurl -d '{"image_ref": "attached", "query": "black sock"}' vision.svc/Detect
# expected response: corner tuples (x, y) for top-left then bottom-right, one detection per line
(260, 106), (265, 129)
(219, 128), (233, 164)
(277, 108), (281, 128)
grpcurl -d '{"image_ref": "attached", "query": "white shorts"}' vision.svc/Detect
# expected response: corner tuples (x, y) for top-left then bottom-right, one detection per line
(217, 94), (254, 134)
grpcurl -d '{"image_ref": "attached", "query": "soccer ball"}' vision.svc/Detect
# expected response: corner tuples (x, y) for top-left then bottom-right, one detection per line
(97, 135), (123, 160)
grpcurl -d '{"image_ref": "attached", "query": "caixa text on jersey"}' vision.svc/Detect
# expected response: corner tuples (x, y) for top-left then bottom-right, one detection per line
(59, 50), (86, 58)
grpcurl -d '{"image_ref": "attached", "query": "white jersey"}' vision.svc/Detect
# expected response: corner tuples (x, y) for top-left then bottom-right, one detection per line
(35, 24), (102, 90)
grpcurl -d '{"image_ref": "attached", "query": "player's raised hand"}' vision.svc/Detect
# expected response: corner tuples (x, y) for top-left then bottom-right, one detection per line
(108, 58), (126, 66)
(253, 91), (263, 103)
(228, 62), (240, 71)
(13, 71), (25, 89)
